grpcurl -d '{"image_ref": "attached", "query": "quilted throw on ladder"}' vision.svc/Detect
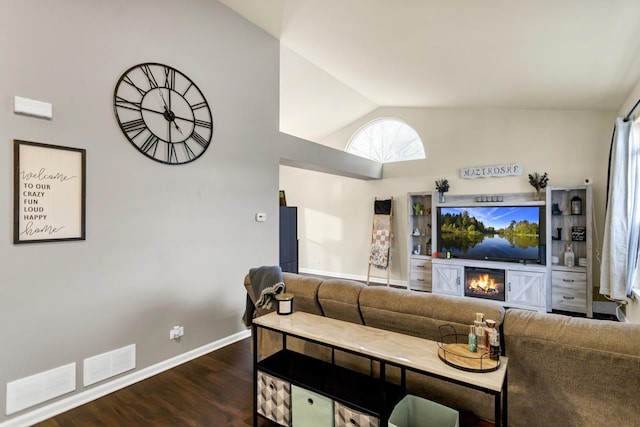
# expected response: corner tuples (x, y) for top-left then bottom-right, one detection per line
(370, 229), (390, 269)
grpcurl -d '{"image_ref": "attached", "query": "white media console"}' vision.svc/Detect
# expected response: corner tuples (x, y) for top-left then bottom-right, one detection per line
(431, 257), (548, 312)
(412, 188), (592, 315)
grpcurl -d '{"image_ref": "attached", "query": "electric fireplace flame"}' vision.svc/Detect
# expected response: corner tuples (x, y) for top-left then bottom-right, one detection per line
(465, 267), (506, 302)
(468, 274), (499, 293)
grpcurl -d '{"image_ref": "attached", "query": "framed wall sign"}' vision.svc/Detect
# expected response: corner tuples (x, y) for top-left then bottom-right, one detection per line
(13, 140), (86, 244)
(571, 226), (587, 242)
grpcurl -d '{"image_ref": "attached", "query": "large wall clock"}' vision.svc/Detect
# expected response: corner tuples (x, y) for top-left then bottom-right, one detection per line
(113, 62), (213, 165)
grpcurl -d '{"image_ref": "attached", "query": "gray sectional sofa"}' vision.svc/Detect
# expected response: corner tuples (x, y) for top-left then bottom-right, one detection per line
(244, 272), (640, 426)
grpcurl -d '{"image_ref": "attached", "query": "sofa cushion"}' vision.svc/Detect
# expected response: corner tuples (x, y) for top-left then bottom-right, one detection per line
(504, 308), (640, 427)
(359, 286), (505, 341)
(317, 279), (365, 324)
(282, 272), (324, 316)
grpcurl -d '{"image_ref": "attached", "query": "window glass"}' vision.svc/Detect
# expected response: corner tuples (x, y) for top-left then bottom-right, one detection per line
(346, 118), (425, 163)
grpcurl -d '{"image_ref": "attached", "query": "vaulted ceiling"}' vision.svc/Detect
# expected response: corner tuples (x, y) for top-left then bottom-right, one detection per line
(220, 0), (640, 142)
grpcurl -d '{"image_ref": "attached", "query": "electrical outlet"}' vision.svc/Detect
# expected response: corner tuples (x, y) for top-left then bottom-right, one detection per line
(169, 326), (184, 340)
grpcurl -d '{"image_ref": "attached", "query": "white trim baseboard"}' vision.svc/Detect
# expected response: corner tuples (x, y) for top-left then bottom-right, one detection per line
(1, 330), (251, 427)
(298, 267), (408, 288)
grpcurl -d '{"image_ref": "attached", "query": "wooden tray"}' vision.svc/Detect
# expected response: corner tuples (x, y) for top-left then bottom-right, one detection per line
(437, 342), (500, 373)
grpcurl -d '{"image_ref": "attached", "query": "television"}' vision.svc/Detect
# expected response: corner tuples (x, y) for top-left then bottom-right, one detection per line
(436, 205), (543, 264)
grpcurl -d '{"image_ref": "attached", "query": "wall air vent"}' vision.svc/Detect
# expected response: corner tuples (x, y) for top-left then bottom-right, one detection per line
(83, 344), (136, 387)
(6, 363), (76, 415)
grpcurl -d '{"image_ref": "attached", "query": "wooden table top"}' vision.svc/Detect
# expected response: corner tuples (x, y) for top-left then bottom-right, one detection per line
(254, 311), (508, 392)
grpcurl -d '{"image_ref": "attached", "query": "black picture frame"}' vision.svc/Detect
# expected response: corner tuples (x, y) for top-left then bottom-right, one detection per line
(13, 140), (86, 244)
(571, 226), (586, 242)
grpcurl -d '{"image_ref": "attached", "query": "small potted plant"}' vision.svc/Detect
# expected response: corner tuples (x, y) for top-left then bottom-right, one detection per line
(528, 172), (549, 200)
(435, 178), (449, 203)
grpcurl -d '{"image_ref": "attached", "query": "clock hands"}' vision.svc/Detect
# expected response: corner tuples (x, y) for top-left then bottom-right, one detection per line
(158, 89), (170, 113)
(158, 89), (183, 135)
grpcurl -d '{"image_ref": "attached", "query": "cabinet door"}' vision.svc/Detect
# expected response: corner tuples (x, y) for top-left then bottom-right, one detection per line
(432, 264), (462, 296)
(507, 270), (546, 309)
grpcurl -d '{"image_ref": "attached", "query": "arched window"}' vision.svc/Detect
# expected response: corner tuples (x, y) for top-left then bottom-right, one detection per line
(346, 118), (425, 163)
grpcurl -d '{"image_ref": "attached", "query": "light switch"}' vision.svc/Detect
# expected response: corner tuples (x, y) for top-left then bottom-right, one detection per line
(256, 213), (267, 222)
(14, 96), (53, 119)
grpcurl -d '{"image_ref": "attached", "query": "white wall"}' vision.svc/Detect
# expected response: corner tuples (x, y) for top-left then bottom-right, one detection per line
(281, 107), (615, 289)
(0, 0), (281, 422)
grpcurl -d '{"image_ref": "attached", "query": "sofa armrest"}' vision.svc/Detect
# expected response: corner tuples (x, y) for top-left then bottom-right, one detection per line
(504, 309), (640, 427)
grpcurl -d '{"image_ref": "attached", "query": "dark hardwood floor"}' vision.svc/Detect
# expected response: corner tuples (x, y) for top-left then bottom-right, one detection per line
(35, 337), (492, 427)
(35, 338), (275, 427)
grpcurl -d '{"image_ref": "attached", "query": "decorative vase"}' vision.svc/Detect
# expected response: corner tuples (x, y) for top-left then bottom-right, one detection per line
(438, 192), (446, 203)
(534, 189), (544, 201)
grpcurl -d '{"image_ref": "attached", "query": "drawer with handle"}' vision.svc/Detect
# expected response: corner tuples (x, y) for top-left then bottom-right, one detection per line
(410, 258), (432, 291)
(410, 258), (432, 272)
(552, 271), (587, 312)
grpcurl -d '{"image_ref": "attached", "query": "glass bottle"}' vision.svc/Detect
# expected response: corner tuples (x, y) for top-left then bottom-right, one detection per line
(489, 329), (500, 361)
(564, 243), (575, 267)
(485, 319), (500, 361)
(474, 313), (486, 351)
(468, 325), (477, 352)
(484, 319), (494, 350)
(474, 321), (485, 351)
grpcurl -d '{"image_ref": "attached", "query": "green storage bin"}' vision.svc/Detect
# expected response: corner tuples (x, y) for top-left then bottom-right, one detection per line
(292, 384), (333, 427)
(389, 395), (459, 427)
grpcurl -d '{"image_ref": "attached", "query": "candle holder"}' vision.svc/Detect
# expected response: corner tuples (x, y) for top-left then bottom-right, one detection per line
(571, 195), (582, 215)
(275, 293), (294, 315)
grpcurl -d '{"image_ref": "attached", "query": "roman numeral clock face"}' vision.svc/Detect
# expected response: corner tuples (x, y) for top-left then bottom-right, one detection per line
(113, 63), (213, 165)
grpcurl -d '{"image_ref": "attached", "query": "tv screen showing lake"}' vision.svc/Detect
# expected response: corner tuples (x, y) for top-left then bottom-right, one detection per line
(438, 206), (541, 261)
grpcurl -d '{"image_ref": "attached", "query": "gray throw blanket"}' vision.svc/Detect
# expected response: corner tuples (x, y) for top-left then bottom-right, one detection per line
(242, 265), (284, 327)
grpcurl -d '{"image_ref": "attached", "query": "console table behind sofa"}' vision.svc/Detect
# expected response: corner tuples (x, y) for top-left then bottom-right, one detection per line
(253, 311), (508, 426)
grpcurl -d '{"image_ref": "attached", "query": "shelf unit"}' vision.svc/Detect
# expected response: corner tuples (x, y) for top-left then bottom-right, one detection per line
(253, 311), (508, 427)
(407, 192), (434, 291)
(546, 185), (593, 317)
(407, 189), (592, 316)
(428, 191), (549, 312)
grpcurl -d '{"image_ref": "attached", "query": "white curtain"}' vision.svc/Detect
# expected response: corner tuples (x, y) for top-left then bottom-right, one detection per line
(599, 116), (640, 300)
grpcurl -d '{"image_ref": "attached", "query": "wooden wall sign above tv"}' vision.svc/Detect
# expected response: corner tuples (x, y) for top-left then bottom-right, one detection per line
(460, 163), (523, 179)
